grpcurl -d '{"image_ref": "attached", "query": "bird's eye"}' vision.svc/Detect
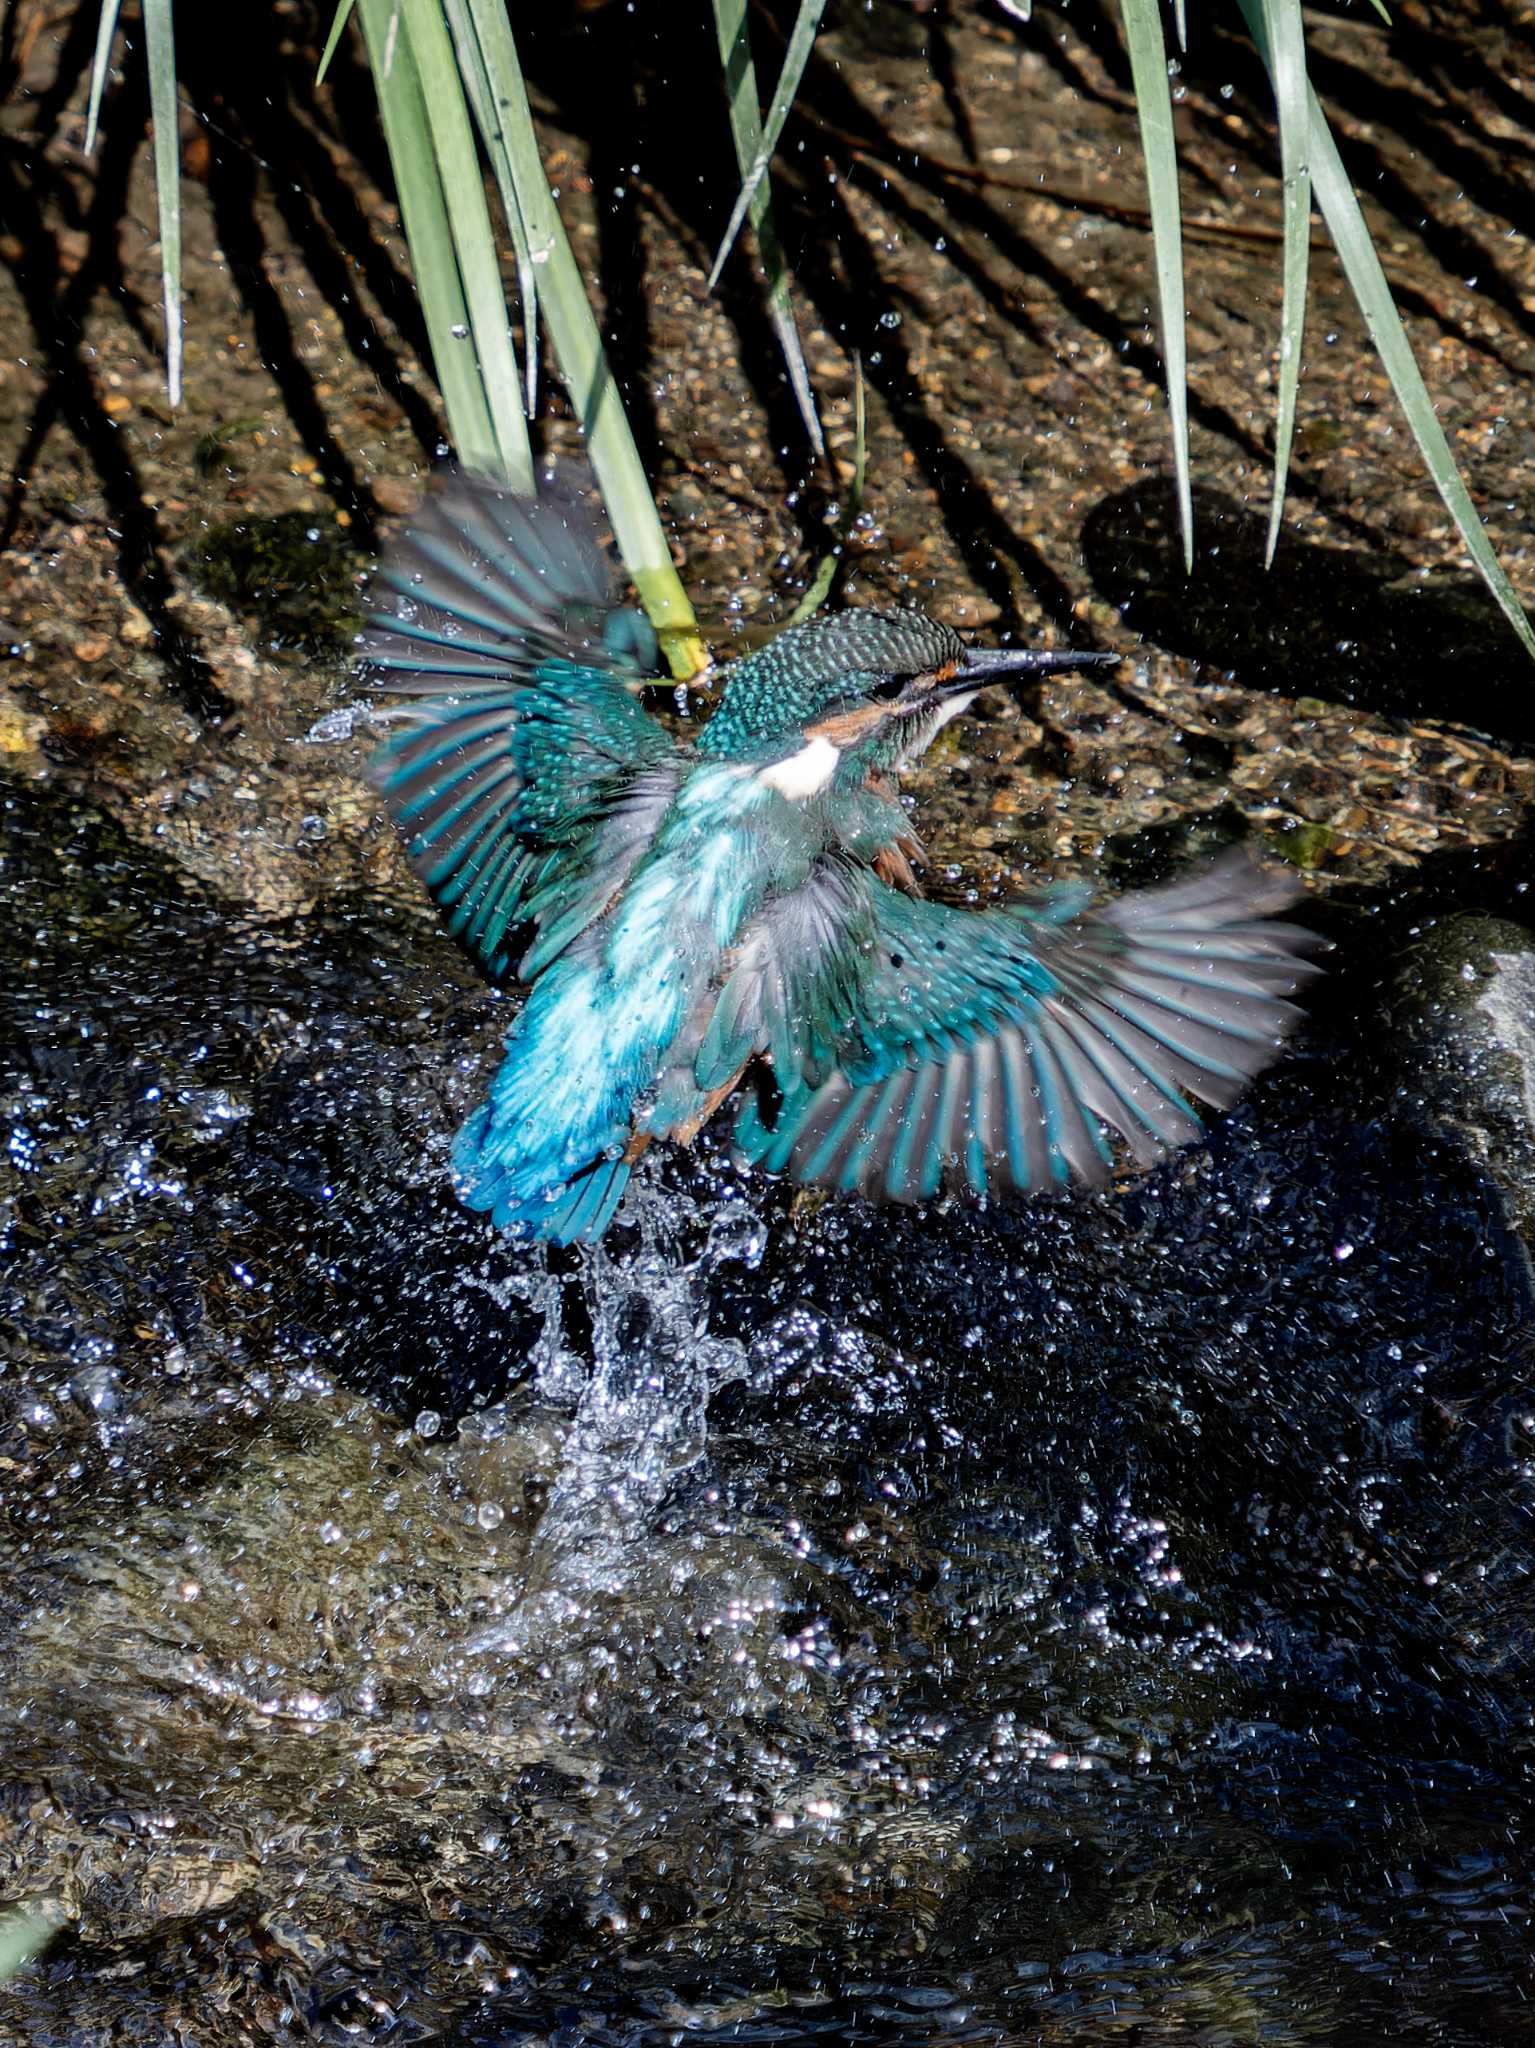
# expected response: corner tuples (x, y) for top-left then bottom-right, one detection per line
(869, 675), (908, 702)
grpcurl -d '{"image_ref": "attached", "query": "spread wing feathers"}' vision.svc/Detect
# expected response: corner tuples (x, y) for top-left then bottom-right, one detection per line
(370, 682), (680, 979)
(359, 467), (657, 685)
(362, 471), (678, 980)
(697, 857), (870, 1095)
(735, 851), (1325, 1204)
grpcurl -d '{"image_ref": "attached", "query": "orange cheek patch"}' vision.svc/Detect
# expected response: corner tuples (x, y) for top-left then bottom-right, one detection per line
(807, 703), (889, 746)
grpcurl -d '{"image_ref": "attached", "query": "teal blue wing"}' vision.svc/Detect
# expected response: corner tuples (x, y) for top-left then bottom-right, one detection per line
(361, 471), (678, 979)
(732, 853), (1325, 1204)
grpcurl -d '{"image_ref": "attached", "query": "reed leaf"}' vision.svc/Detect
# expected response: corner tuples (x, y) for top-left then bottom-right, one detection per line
(1303, 86), (1535, 655)
(355, 0), (514, 482)
(83, 0), (123, 155)
(439, 3), (705, 676)
(1237, 0), (1531, 655)
(1117, 0), (1193, 571)
(316, 0), (357, 86)
(142, 0), (181, 407)
(710, 0), (824, 458)
(398, 0), (530, 487)
(708, 0), (826, 292)
(788, 352), (866, 626)
(443, 0), (540, 417)
(86, 0), (181, 405)
(1252, 0), (1310, 566)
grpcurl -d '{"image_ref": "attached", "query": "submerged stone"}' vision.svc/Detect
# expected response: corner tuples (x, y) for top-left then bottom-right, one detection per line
(1383, 911), (1535, 1262)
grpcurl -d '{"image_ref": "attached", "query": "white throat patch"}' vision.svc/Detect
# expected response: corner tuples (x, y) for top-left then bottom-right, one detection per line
(928, 688), (979, 734)
(757, 734), (841, 800)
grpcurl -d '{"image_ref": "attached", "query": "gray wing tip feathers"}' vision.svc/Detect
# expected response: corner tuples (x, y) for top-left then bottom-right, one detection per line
(357, 462), (620, 686)
(1103, 845), (1327, 935)
(749, 846), (1326, 1211)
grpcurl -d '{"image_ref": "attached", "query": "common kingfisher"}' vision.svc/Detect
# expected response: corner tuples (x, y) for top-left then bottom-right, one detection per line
(363, 471), (1321, 1244)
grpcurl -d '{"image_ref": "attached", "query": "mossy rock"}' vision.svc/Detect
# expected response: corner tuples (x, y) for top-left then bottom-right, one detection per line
(1269, 819), (1337, 870)
(188, 512), (364, 654)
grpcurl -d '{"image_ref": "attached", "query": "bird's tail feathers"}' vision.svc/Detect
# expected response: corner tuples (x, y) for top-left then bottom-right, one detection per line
(450, 1103), (634, 1247)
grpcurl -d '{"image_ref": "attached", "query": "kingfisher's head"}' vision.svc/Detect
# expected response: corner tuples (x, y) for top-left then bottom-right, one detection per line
(697, 606), (1120, 796)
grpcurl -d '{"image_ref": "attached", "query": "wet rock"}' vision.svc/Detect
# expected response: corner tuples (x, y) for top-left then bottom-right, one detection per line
(1382, 911), (1535, 1262)
(1083, 481), (1535, 749)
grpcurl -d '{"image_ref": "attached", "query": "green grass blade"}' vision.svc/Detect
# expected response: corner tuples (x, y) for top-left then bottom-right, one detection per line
(84, 0), (179, 406)
(401, 0), (531, 490)
(83, 0), (123, 156)
(446, 0), (540, 418)
(786, 536), (838, 627)
(711, 0), (824, 458)
(707, 0), (825, 293)
(454, 11), (704, 676)
(1304, 84), (1535, 659)
(1240, 0), (1310, 566)
(850, 347), (867, 515)
(1117, 0), (1192, 572)
(316, 0), (357, 85)
(787, 350), (865, 626)
(356, 0), (503, 479)
(142, 0), (182, 407)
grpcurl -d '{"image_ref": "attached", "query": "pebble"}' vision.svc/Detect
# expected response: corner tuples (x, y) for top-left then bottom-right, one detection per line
(0, 685), (46, 756)
(371, 476), (420, 516)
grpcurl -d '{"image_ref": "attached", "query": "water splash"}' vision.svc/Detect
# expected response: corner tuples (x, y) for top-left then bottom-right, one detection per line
(304, 701), (380, 744)
(467, 1175), (765, 1652)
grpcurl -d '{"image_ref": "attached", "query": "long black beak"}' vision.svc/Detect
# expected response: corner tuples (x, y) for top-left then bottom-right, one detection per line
(951, 644), (1122, 692)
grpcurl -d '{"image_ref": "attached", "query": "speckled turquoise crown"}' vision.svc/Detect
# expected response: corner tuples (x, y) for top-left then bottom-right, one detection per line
(699, 608), (965, 755)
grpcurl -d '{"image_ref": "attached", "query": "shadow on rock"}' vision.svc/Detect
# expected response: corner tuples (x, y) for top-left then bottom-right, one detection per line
(1082, 480), (1535, 749)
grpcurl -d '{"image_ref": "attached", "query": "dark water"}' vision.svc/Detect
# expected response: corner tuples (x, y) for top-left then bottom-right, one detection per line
(2, 773), (1533, 2044)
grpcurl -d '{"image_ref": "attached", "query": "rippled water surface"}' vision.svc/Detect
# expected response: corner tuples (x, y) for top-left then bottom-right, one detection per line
(3, 773), (1533, 2045)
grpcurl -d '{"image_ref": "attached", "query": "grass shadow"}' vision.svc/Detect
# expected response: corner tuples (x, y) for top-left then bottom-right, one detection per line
(1082, 477), (1535, 748)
